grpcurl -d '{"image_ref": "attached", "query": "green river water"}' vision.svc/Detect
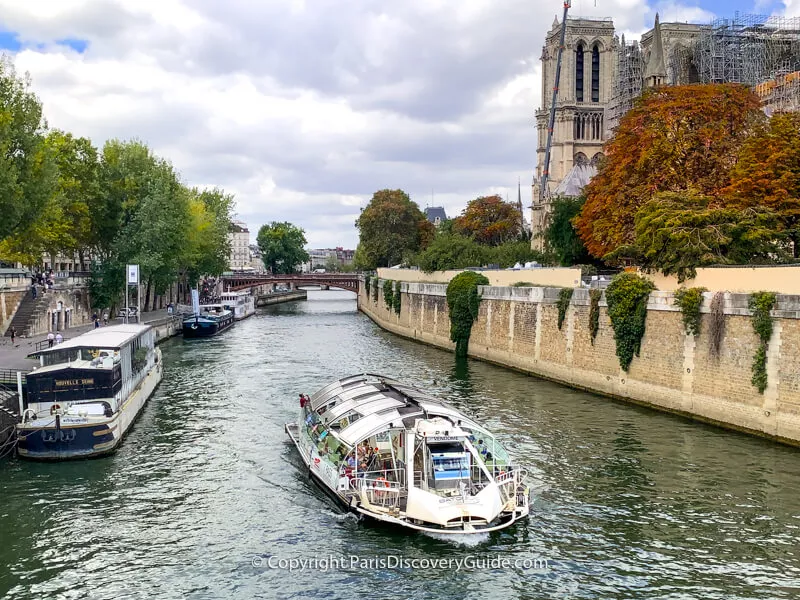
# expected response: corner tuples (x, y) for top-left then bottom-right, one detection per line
(1, 291), (799, 599)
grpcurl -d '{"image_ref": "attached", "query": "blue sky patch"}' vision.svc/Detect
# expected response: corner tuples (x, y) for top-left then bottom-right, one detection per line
(56, 38), (89, 53)
(0, 30), (21, 52)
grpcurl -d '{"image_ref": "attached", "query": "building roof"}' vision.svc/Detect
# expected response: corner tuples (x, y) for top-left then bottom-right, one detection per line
(644, 13), (667, 81)
(424, 207), (448, 223)
(28, 324), (152, 357)
(553, 164), (597, 197)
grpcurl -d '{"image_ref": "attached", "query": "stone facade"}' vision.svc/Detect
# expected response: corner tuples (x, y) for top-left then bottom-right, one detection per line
(359, 281), (800, 446)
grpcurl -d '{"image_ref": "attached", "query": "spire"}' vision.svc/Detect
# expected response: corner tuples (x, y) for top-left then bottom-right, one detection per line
(644, 12), (667, 87)
(553, 14), (559, 29)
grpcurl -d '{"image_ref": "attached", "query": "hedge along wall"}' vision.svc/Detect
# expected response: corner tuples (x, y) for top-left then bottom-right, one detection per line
(357, 277), (800, 447)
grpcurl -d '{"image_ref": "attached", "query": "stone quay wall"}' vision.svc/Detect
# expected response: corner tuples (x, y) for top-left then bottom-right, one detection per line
(358, 280), (800, 446)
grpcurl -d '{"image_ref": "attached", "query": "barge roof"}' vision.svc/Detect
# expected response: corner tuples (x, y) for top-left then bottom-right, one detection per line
(27, 324), (152, 358)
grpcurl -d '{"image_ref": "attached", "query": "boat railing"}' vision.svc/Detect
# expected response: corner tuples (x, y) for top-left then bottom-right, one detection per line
(358, 476), (402, 509)
(495, 467), (527, 506)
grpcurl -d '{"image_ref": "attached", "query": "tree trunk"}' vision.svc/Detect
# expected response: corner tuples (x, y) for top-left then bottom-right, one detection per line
(145, 277), (152, 313)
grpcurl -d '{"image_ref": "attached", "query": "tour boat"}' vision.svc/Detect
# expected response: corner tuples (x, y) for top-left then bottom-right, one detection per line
(220, 290), (256, 320)
(16, 324), (163, 460)
(182, 305), (235, 338)
(285, 374), (530, 534)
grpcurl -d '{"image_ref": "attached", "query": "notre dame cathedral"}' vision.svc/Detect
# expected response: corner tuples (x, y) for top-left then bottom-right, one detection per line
(530, 11), (800, 249)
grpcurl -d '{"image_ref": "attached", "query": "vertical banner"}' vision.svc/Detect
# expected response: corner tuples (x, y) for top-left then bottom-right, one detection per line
(191, 289), (200, 316)
(127, 264), (139, 285)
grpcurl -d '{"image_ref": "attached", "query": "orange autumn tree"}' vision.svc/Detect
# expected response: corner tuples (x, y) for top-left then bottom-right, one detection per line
(575, 84), (764, 258)
(721, 111), (800, 257)
(453, 195), (523, 246)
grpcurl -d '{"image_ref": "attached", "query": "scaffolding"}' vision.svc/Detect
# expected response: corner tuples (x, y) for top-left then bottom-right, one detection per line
(755, 70), (800, 114)
(695, 14), (800, 86)
(606, 35), (644, 134)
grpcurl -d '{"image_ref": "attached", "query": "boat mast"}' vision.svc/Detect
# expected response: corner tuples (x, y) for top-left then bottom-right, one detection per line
(539, 0), (571, 204)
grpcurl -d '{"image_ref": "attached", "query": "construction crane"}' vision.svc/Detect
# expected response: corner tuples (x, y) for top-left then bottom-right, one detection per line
(539, 0), (571, 204)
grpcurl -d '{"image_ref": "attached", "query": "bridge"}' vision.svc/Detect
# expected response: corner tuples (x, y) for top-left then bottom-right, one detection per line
(221, 273), (360, 293)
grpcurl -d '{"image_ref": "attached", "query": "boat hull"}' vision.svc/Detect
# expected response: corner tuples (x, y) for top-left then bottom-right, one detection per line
(182, 317), (234, 338)
(17, 361), (163, 460)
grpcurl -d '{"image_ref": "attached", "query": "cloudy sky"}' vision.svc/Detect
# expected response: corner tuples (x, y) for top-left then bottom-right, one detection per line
(0, 0), (793, 248)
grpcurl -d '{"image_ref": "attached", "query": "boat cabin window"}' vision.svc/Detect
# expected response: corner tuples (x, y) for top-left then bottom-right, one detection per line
(79, 348), (120, 365)
(428, 442), (470, 490)
(468, 431), (510, 472)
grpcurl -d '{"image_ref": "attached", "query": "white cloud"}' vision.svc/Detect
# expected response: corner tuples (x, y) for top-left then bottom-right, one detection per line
(1, 0), (716, 247)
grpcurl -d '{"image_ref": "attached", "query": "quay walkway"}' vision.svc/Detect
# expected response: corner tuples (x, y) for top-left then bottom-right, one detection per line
(0, 310), (180, 371)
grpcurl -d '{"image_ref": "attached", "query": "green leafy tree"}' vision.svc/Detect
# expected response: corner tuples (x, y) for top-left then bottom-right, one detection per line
(616, 191), (786, 282)
(354, 189), (433, 269)
(184, 188), (234, 283)
(415, 233), (487, 273)
(453, 195), (523, 246)
(0, 58), (57, 241)
(544, 195), (592, 266)
(94, 139), (157, 260)
(257, 222), (310, 274)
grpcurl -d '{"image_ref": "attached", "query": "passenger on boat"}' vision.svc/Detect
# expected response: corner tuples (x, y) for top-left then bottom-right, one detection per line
(299, 394), (306, 407)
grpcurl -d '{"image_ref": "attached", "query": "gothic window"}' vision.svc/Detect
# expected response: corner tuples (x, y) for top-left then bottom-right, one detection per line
(592, 44), (600, 103)
(574, 152), (588, 166)
(576, 43), (584, 102)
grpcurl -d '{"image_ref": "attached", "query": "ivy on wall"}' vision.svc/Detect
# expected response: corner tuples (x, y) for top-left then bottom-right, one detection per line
(393, 280), (402, 314)
(708, 292), (725, 359)
(589, 288), (602, 344)
(749, 291), (777, 394)
(446, 271), (489, 358)
(364, 275), (371, 296)
(557, 288), (574, 331)
(605, 273), (656, 371)
(372, 278), (379, 303)
(383, 279), (394, 308)
(674, 287), (707, 336)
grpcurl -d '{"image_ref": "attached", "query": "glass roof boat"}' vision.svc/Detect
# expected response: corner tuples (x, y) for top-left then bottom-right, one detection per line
(285, 374), (530, 534)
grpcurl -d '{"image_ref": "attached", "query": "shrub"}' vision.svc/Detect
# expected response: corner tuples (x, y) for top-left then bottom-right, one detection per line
(589, 288), (602, 344)
(674, 287), (707, 336)
(364, 274), (371, 296)
(557, 288), (574, 330)
(372, 278), (379, 302)
(446, 271), (490, 357)
(749, 291), (777, 393)
(383, 279), (394, 307)
(393, 280), (402, 314)
(605, 273), (656, 371)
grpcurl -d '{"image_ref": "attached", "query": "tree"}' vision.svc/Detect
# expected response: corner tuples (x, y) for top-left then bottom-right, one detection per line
(575, 84), (764, 258)
(415, 233), (487, 273)
(722, 111), (800, 257)
(354, 189), (433, 269)
(323, 255), (341, 273)
(257, 222), (309, 274)
(544, 195), (592, 266)
(94, 139), (157, 259)
(614, 191), (786, 282)
(184, 188), (234, 283)
(453, 195), (523, 246)
(0, 58), (58, 241)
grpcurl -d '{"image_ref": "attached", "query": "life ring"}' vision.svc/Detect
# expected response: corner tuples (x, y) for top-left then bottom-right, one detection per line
(50, 404), (61, 415)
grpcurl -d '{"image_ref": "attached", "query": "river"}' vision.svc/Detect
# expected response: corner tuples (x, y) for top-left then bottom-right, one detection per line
(1, 291), (799, 599)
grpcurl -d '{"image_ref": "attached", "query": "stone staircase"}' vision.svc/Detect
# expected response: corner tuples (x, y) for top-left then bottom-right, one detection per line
(3, 293), (50, 338)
